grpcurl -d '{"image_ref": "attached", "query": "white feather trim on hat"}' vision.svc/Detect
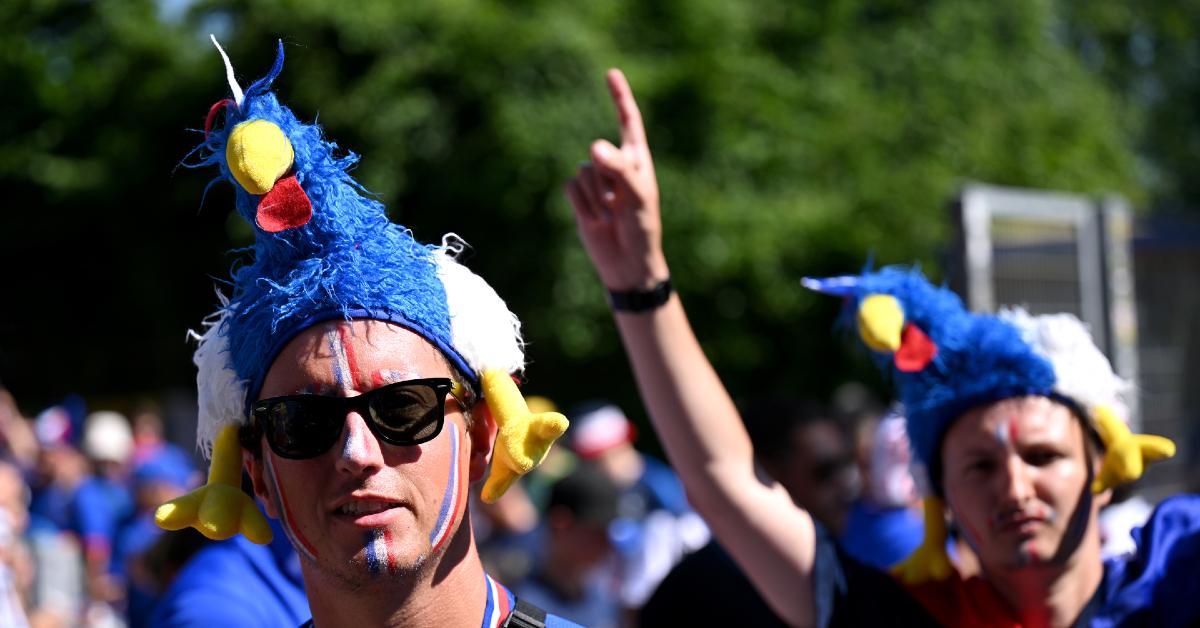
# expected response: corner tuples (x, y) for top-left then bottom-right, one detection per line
(190, 291), (250, 461)
(435, 234), (526, 377)
(999, 308), (1131, 423)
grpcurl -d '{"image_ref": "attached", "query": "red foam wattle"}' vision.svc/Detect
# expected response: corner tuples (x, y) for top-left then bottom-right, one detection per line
(256, 174), (312, 233)
(895, 323), (937, 373)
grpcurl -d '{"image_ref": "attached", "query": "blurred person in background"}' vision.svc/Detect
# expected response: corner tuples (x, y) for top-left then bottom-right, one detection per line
(76, 411), (135, 618)
(513, 464), (621, 628)
(0, 388), (40, 471)
(129, 404), (169, 468)
(565, 402), (708, 617)
(27, 403), (89, 625)
(839, 408), (925, 569)
(113, 446), (196, 628)
(642, 397), (857, 627)
(0, 460), (31, 627)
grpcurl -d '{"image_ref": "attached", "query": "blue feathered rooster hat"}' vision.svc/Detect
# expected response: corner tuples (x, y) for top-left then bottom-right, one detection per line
(156, 39), (567, 545)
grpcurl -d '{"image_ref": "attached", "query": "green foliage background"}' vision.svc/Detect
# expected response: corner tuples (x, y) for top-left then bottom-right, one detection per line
(1, 0), (1190, 439)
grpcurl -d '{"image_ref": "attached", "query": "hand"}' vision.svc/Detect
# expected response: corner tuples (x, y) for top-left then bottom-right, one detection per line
(566, 69), (670, 291)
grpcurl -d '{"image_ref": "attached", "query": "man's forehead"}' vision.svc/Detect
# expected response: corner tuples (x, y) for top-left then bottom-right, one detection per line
(947, 397), (1078, 449)
(263, 319), (450, 393)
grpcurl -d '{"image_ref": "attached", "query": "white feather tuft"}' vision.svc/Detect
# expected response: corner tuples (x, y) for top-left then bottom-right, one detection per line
(435, 235), (525, 376)
(192, 291), (250, 460)
(210, 34), (244, 107)
(1000, 308), (1131, 423)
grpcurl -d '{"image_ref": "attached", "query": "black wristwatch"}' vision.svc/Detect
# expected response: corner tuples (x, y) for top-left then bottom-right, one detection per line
(608, 277), (673, 313)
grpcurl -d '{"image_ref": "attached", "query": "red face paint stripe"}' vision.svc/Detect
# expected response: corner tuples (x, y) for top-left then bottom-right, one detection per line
(337, 325), (364, 391)
(265, 455), (320, 560)
(383, 527), (398, 574)
(433, 464), (469, 555)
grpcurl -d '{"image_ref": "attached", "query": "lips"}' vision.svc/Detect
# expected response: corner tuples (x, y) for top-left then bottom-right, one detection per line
(338, 500), (395, 516)
(330, 494), (407, 528)
(990, 511), (1046, 534)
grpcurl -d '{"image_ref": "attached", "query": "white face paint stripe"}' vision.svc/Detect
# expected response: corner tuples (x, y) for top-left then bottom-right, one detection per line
(994, 419), (1010, 448)
(341, 416), (368, 462)
(428, 425), (461, 552)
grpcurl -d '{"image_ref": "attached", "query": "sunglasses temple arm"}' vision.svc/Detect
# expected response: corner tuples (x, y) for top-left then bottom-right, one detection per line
(480, 369), (569, 503)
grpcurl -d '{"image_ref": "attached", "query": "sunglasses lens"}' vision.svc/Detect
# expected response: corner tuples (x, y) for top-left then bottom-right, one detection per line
(264, 398), (343, 458)
(368, 383), (442, 444)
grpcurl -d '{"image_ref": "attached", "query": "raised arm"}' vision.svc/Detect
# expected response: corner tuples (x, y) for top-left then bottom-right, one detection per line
(565, 69), (819, 627)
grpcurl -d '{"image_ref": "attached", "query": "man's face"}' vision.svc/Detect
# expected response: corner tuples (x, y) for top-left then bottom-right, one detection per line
(248, 320), (485, 586)
(770, 421), (858, 533)
(941, 396), (1100, 571)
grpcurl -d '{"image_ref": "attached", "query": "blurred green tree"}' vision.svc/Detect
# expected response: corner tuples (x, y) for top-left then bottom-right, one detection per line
(1060, 0), (1200, 211)
(0, 0), (1142, 435)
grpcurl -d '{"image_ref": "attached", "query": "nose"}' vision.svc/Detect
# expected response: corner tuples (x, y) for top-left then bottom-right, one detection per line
(998, 453), (1035, 506)
(335, 412), (384, 475)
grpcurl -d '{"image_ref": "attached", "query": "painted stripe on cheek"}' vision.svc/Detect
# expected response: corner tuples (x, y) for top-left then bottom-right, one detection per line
(429, 425), (462, 552)
(264, 455), (319, 562)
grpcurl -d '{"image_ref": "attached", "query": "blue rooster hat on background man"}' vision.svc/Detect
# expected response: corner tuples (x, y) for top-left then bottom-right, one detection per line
(156, 39), (567, 545)
(805, 266), (1174, 583)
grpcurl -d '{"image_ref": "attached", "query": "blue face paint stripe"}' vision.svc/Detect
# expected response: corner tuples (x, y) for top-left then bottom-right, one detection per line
(365, 529), (383, 575)
(327, 328), (350, 391)
(428, 426), (460, 547)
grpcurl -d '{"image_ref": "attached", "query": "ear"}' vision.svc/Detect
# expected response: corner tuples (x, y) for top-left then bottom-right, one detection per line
(243, 446), (279, 519)
(466, 400), (498, 483)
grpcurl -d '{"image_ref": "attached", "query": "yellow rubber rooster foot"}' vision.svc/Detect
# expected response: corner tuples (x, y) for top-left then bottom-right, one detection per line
(1091, 405), (1176, 494)
(891, 497), (953, 586)
(156, 482), (273, 544)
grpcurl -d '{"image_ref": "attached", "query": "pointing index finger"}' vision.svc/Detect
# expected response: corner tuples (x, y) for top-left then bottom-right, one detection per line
(606, 68), (646, 149)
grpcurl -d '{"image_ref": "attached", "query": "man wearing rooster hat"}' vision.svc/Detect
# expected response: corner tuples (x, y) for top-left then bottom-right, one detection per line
(155, 39), (578, 628)
(566, 68), (1200, 626)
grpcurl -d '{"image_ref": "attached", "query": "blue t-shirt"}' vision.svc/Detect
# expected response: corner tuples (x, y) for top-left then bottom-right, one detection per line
(150, 519), (308, 628)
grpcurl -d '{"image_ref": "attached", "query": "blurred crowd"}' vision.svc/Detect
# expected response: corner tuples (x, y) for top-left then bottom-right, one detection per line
(0, 382), (1160, 627)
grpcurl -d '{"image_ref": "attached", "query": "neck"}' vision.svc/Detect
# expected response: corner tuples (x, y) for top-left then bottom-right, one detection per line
(983, 521), (1103, 628)
(304, 514), (491, 628)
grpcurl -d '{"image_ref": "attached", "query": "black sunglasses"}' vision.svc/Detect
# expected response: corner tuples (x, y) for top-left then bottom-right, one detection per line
(245, 378), (464, 460)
